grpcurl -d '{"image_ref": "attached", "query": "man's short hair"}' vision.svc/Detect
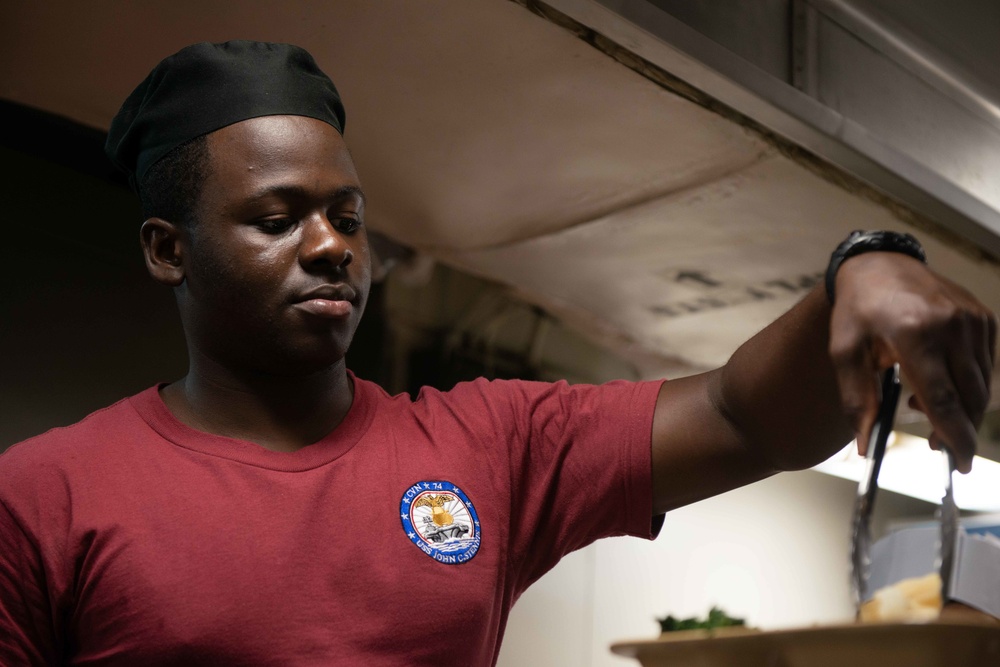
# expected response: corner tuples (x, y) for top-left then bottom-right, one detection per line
(137, 135), (210, 225)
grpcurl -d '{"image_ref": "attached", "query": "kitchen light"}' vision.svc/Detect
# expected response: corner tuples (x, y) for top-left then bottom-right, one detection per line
(812, 433), (1000, 512)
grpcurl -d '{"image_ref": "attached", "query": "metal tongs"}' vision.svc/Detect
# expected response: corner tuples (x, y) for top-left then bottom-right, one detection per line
(849, 364), (960, 608)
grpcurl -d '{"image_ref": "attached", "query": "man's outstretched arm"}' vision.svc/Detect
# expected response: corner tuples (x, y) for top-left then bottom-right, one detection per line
(650, 250), (997, 515)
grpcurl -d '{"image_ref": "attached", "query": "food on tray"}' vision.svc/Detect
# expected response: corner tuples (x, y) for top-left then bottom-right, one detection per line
(658, 606), (746, 634)
(859, 572), (999, 625)
(859, 572), (942, 622)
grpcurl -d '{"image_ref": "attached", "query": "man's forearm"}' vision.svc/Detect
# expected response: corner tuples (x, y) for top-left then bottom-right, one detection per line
(716, 285), (854, 472)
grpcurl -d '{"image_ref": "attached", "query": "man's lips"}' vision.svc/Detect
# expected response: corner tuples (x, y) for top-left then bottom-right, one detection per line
(293, 284), (358, 319)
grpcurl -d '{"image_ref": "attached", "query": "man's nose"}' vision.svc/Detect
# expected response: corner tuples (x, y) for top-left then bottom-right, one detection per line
(298, 216), (353, 270)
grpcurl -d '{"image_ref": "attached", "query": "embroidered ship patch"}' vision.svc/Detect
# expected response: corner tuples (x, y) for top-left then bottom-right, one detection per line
(400, 481), (481, 564)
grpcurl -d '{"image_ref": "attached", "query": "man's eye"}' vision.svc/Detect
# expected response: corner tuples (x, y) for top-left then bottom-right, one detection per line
(335, 217), (362, 234)
(257, 218), (294, 233)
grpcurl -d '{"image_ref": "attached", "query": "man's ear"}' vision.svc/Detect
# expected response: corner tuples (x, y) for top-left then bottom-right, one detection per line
(140, 217), (186, 286)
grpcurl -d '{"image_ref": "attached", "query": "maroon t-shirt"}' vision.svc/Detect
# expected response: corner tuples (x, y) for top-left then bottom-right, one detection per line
(0, 375), (662, 666)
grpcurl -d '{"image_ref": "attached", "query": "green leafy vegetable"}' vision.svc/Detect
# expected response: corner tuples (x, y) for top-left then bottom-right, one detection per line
(658, 606), (746, 633)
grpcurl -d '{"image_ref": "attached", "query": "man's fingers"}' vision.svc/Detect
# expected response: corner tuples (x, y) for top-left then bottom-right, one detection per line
(945, 315), (991, 429)
(900, 356), (978, 473)
(830, 331), (881, 456)
(974, 312), (994, 405)
(982, 313), (998, 407)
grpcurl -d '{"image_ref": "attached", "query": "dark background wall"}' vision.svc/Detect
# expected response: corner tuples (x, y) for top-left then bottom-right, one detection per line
(0, 142), (187, 447)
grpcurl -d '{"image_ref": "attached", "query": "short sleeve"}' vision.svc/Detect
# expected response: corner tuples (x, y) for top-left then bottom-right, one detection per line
(0, 497), (58, 666)
(496, 378), (664, 590)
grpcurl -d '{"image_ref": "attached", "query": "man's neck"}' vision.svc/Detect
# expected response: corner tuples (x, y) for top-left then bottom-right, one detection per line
(159, 356), (355, 453)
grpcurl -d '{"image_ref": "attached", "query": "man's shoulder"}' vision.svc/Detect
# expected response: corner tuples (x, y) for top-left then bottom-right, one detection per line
(411, 376), (644, 408)
(410, 376), (557, 402)
(0, 390), (149, 475)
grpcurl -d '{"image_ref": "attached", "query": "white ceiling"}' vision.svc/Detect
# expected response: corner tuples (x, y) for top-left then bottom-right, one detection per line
(3, 0), (999, 387)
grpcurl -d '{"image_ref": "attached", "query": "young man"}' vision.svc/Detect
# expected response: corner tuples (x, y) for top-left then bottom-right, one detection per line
(0, 41), (995, 666)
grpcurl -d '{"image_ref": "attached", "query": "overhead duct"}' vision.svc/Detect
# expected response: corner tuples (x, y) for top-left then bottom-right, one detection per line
(531, 0), (1000, 259)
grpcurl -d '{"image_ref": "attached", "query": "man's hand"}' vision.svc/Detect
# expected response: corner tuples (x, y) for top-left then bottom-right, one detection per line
(831, 252), (997, 473)
(650, 242), (997, 514)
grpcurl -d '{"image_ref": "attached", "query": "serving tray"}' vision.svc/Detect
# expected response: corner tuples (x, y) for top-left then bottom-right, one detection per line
(611, 621), (1000, 667)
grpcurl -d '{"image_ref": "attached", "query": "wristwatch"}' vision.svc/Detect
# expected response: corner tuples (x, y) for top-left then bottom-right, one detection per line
(826, 230), (927, 304)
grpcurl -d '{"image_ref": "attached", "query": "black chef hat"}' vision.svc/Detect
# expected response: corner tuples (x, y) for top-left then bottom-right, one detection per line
(105, 40), (346, 190)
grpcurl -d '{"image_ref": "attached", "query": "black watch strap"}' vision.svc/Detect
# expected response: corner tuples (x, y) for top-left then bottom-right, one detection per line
(826, 230), (926, 304)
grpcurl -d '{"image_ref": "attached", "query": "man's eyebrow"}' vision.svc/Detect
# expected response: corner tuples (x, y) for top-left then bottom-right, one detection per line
(243, 184), (367, 206)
